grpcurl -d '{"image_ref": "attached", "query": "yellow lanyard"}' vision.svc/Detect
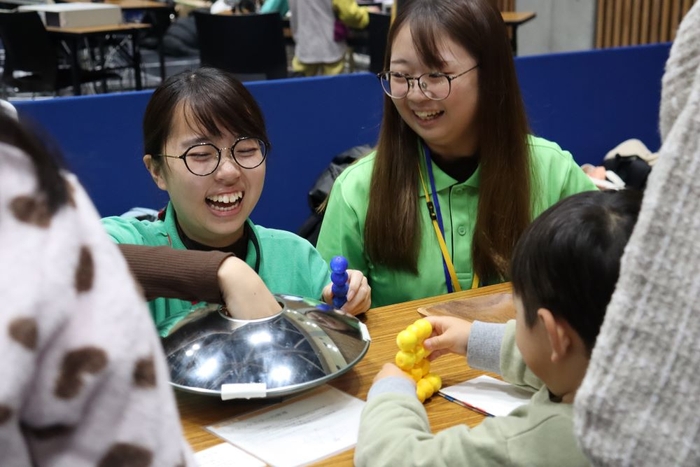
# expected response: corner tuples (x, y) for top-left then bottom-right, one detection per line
(418, 163), (480, 291)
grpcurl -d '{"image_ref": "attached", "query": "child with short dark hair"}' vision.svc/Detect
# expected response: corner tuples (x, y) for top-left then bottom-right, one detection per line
(355, 189), (643, 467)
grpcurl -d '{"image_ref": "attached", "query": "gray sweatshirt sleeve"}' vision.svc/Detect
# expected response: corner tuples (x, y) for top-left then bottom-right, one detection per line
(466, 321), (508, 374)
(367, 376), (416, 400)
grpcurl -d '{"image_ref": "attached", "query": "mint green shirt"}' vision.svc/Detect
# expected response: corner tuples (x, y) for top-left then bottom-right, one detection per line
(103, 203), (330, 335)
(260, 0), (288, 15)
(317, 136), (597, 307)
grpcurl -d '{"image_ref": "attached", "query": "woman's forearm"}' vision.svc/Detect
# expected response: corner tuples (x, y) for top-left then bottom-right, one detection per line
(118, 244), (232, 303)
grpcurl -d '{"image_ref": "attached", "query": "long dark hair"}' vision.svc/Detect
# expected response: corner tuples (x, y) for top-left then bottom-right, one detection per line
(143, 67), (270, 165)
(511, 189), (643, 354)
(0, 110), (68, 214)
(365, 0), (532, 282)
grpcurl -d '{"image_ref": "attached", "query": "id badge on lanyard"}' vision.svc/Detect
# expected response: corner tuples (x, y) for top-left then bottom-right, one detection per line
(418, 143), (479, 292)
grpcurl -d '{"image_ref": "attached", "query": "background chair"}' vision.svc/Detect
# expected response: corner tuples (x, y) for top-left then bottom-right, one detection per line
(140, 5), (177, 81)
(193, 11), (287, 80)
(0, 11), (120, 96)
(367, 12), (390, 74)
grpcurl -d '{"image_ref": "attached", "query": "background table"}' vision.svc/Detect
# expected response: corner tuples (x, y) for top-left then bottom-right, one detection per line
(60, 0), (170, 9)
(502, 11), (536, 55)
(46, 22), (150, 94)
(178, 282), (513, 465)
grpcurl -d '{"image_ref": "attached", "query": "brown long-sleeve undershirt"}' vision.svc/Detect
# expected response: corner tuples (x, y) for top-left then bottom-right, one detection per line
(118, 244), (233, 304)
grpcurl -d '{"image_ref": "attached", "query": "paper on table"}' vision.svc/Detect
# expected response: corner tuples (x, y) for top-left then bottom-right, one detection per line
(439, 375), (532, 417)
(194, 443), (266, 467)
(207, 385), (365, 467)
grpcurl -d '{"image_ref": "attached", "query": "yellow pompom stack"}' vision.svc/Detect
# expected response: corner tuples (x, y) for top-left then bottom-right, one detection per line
(395, 318), (442, 403)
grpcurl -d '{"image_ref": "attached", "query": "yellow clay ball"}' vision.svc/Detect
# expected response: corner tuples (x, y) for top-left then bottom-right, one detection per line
(416, 386), (427, 403)
(417, 378), (435, 399)
(414, 318), (432, 340)
(396, 329), (418, 351)
(419, 358), (430, 376)
(395, 351), (416, 371)
(414, 345), (427, 362)
(425, 373), (442, 392)
(411, 367), (423, 382)
(406, 324), (421, 342)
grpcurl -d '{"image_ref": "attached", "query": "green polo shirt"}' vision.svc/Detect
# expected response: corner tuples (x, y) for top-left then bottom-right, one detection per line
(316, 135), (597, 307)
(103, 203), (330, 335)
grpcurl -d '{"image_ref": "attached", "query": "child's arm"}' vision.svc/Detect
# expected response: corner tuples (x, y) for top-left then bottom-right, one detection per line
(423, 315), (473, 360)
(423, 316), (506, 374)
(356, 373), (513, 466)
(498, 320), (544, 391)
(426, 317), (543, 391)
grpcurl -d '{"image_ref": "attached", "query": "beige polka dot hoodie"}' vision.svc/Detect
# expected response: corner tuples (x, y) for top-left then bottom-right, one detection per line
(0, 142), (195, 467)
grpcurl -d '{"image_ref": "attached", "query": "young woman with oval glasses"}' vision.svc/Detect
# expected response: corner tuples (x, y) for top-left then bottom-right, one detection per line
(316, 0), (596, 307)
(103, 68), (371, 335)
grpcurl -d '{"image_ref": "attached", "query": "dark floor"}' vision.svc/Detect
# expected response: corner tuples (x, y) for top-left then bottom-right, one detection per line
(1, 42), (370, 99)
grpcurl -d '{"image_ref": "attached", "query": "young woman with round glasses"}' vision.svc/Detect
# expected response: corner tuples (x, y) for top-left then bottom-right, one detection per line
(316, 0), (596, 307)
(102, 68), (371, 335)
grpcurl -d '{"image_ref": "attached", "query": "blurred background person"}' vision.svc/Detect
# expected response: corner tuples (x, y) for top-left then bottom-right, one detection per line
(289, 0), (379, 76)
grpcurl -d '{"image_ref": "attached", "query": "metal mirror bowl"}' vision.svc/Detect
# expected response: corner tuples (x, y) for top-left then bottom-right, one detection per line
(161, 294), (371, 399)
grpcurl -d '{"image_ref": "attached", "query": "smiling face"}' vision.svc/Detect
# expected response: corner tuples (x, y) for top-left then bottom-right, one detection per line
(146, 103), (265, 248)
(389, 24), (480, 159)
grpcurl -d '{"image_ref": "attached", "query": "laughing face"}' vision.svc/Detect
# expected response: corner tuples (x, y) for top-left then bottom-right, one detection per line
(389, 24), (480, 159)
(145, 104), (265, 248)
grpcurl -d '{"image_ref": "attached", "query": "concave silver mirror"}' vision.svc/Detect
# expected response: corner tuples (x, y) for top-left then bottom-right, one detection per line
(161, 294), (371, 400)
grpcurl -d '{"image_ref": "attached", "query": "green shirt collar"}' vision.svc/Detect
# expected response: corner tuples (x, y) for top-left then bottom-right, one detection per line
(418, 141), (481, 197)
(162, 202), (260, 269)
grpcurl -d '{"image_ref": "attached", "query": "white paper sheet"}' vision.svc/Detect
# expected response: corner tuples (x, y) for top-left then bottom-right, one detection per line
(207, 385), (365, 467)
(439, 375), (532, 417)
(194, 443), (266, 467)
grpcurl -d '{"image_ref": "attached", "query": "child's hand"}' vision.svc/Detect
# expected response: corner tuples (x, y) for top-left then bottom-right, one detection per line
(373, 363), (415, 385)
(423, 316), (473, 360)
(322, 269), (371, 316)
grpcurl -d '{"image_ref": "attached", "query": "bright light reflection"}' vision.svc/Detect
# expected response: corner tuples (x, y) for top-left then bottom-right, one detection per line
(248, 330), (272, 345)
(185, 350), (194, 357)
(195, 358), (219, 379)
(269, 365), (292, 383)
(192, 343), (201, 350)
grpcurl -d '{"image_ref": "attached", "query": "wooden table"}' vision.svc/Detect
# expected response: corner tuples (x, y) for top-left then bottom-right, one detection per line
(46, 22), (150, 94)
(502, 11), (536, 56)
(178, 282), (513, 465)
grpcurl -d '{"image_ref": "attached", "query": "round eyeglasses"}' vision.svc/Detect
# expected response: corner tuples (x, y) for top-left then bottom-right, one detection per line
(377, 64), (479, 101)
(155, 137), (268, 176)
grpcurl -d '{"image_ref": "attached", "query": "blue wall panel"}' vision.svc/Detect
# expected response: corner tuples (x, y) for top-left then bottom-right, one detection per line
(13, 43), (670, 232)
(15, 73), (384, 231)
(517, 43), (669, 166)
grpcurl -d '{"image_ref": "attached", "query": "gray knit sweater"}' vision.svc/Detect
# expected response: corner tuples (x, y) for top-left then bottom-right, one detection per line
(0, 142), (195, 467)
(574, 3), (700, 466)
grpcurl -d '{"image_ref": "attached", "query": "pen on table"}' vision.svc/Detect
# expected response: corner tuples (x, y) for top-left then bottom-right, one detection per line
(438, 392), (494, 417)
